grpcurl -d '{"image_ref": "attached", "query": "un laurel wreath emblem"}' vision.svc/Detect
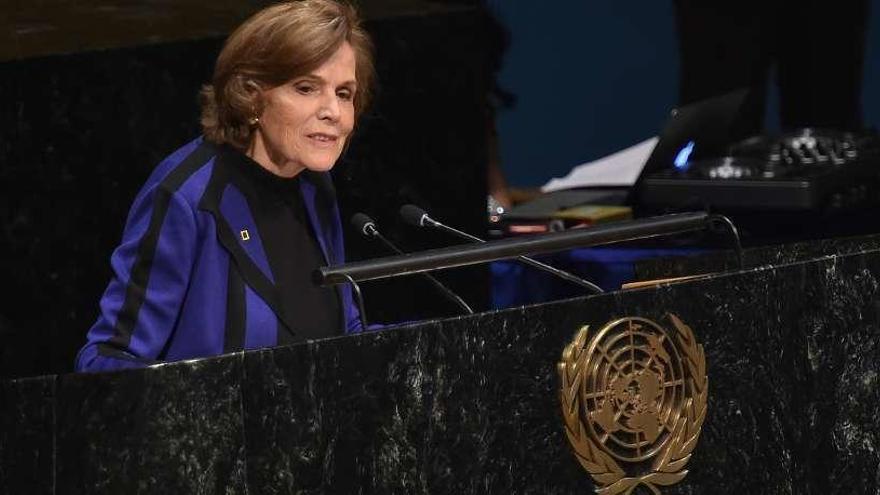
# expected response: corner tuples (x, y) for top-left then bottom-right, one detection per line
(558, 314), (708, 495)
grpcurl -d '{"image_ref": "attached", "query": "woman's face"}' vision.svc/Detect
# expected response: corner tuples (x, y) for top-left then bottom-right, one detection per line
(249, 42), (357, 177)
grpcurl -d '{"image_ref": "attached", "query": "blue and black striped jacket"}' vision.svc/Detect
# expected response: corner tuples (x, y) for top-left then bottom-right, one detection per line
(75, 138), (362, 372)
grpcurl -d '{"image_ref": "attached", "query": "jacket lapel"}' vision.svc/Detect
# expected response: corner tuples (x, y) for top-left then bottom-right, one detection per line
(300, 173), (349, 333)
(299, 175), (333, 265)
(198, 150), (298, 336)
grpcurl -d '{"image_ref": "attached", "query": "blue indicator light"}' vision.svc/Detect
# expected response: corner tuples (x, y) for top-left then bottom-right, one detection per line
(674, 140), (695, 170)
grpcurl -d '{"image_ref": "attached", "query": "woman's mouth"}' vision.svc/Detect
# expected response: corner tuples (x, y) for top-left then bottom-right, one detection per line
(307, 133), (338, 143)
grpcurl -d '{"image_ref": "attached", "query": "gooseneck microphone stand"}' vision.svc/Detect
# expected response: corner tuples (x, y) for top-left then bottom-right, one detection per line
(399, 204), (605, 295)
(351, 213), (474, 315)
(317, 211), (718, 287)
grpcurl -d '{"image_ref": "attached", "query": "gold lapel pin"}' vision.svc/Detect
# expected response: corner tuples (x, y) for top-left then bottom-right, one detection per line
(240, 229), (250, 241)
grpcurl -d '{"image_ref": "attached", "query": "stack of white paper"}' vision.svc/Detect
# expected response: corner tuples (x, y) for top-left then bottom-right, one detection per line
(542, 136), (659, 192)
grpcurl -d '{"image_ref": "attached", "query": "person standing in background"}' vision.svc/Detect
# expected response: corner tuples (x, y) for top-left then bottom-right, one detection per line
(674, 0), (869, 135)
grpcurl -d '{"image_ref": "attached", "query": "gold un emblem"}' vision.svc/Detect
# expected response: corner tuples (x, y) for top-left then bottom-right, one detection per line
(558, 314), (708, 495)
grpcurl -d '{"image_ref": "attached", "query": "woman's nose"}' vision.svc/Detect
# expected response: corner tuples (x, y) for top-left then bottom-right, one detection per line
(317, 92), (341, 121)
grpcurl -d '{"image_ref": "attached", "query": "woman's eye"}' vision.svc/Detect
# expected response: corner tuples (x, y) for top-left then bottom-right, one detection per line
(337, 89), (353, 101)
(295, 84), (315, 95)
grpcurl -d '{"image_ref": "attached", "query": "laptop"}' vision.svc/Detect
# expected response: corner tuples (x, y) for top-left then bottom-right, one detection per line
(505, 88), (749, 220)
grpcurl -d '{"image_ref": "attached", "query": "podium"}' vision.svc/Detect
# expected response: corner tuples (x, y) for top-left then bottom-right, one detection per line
(3, 234), (880, 494)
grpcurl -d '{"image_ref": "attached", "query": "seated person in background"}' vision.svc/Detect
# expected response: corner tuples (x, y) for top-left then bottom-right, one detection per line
(76, 0), (376, 372)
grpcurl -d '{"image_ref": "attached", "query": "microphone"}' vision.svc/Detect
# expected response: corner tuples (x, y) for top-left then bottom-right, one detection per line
(399, 205), (442, 229)
(352, 212), (379, 237)
(350, 213), (474, 315)
(399, 204), (604, 295)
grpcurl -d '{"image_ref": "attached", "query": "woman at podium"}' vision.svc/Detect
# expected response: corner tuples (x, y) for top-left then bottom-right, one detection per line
(75, 0), (376, 372)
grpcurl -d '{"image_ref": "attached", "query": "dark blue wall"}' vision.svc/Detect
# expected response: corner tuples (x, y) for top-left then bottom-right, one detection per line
(491, 1), (880, 187)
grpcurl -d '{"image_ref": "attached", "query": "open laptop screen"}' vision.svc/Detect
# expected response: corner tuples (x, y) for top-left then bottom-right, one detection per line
(628, 88), (750, 205)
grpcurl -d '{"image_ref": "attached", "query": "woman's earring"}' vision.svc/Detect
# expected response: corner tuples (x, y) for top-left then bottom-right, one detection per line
(248, 116), (260, 126)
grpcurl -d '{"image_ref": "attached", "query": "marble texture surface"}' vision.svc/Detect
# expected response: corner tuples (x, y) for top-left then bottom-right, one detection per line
(3, 241), (880, 493)
(635, 232), (880, 282)
(54, 356), (247, 494)
(0, 377), (55, 495)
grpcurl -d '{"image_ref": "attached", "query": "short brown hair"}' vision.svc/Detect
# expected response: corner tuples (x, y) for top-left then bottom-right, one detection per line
(200, 0), (375, 150)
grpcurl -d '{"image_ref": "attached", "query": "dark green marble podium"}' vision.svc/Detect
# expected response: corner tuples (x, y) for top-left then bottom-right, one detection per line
(3, 235), (880, 494)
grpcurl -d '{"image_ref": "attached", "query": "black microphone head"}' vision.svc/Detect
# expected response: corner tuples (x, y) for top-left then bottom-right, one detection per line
(399, 204), (429, 227)
(350, 212), (377, 237)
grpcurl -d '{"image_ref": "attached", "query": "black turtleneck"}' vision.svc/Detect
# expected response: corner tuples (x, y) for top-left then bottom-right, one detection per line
(230, 150), (341, 344)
